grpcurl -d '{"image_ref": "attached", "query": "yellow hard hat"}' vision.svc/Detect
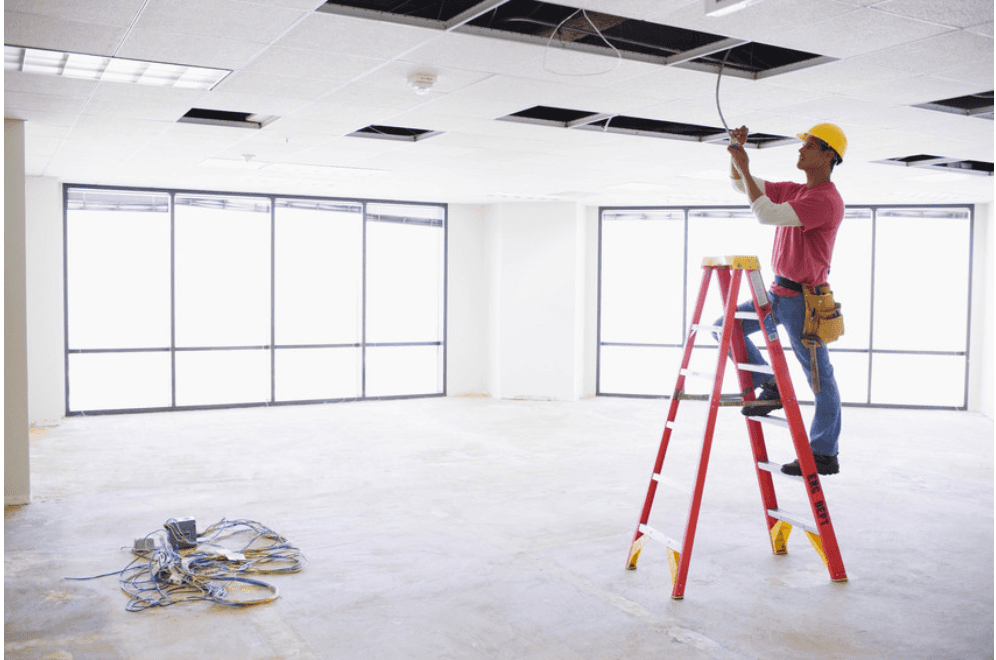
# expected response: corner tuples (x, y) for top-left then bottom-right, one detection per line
(797, 123), (847, 163)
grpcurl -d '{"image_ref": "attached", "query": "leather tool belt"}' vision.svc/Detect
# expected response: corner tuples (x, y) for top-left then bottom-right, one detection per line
(776, 276), (844, 393)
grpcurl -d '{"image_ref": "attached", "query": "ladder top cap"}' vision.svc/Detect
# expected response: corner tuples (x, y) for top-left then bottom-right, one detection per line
(701, 255), (761, 270)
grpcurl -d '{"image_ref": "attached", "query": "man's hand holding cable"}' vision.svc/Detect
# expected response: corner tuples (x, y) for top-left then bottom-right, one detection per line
(728, 126), (764, 203)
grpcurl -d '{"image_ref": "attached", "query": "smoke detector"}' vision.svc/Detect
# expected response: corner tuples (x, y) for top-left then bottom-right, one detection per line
(407, 72), (436, 95)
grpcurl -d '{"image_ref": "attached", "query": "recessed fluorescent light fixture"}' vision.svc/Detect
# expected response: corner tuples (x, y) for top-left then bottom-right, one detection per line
(262, 163), (384, 178)
(704, 0), (768, 17)
(4, 44), (230, 90)
(199, 157), (268, 170)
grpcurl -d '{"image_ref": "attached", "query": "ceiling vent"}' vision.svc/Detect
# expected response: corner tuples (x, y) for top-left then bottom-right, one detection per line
(347, 124), (442, 142)
(500, 105), (795, 147)
(316, 1), (833, 78)
(875, 155), (993, 177)
(177, 108), (276, 129)
(913, 91), (993, 120)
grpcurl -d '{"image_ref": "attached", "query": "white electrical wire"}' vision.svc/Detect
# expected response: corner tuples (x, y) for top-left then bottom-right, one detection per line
(543, 9), (622, 77)
(716, 49), (734, 142)
(64, 517), (305, 611)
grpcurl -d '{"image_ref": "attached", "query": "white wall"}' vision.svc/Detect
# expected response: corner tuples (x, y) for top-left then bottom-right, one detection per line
(969, 202), (994, 419)
(485, 202), (589, 401)
(445, 204), (489, 396)
(5, 119), (30, 504)
(26, 177), (65, 424)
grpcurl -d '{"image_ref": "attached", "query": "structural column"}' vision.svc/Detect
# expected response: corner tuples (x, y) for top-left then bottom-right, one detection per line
(5, 119), (30, 505)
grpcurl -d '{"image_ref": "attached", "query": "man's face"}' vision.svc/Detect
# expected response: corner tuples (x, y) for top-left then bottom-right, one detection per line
(797, 136), (834, 171)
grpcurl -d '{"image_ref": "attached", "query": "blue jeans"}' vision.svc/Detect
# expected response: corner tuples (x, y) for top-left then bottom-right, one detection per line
(720, 292), (841, 457)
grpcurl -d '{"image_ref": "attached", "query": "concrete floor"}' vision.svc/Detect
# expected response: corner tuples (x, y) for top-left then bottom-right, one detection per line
(5, 396), (994, 660)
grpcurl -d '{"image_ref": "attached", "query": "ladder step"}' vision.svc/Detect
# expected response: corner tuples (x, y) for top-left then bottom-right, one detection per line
(737, 362), (774, 375)
(676, 393), (752, 406)
(734, 311), (759, 320)
(767, 508), (819, 535)
(680, 368), (715, 381)
(746, 414), (789, 428)
(757, 461), (802, 479)
(689, 323), (723, 336)
(638, 524), (682, 551)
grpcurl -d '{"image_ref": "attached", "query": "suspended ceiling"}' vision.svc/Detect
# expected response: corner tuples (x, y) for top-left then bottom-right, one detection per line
(4, 0), (993, 206)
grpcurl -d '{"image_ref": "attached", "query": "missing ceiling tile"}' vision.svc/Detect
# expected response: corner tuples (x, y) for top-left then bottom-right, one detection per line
(913, 91), (993, 119)
(499, 105), (793, 146)
(316, 1), (834, 77)
(178, 108), (276, 129)
(875, 155), (994, 177)
(348, 124), (443, 141)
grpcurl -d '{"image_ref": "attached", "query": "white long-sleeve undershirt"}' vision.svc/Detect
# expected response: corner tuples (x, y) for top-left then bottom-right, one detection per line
(730, 176), (803, 228)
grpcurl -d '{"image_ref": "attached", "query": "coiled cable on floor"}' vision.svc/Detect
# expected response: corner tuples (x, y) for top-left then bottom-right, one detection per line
(65, 517), (304, 611)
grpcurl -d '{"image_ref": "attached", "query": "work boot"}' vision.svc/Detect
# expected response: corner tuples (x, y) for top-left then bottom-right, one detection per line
(742, 381), (781, 417)
(781, 454), (839, 476)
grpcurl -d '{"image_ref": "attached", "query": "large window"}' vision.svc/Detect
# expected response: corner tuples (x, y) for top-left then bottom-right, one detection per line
(598, 205), (972, 409)
(65, 186), (446, 414)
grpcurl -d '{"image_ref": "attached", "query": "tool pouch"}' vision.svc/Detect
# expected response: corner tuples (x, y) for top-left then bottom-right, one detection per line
(800, 284), (843, 393)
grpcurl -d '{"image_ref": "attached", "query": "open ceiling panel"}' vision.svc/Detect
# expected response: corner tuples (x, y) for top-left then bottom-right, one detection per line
(317, 0), (834, 78)
(500, 105), (795, 147)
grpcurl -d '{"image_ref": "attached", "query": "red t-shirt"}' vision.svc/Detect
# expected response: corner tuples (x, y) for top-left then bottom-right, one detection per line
(764, 180), (844, 286)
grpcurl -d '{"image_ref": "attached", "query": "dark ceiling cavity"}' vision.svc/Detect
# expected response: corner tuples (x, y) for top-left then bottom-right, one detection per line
(177, 108), (273, 129)
(875, 154), (994, 177)
(316, 0), (834, 78)
(500, 105), (795, 148)
(347, 124), (442, 141)
(914, 91), (994, 120)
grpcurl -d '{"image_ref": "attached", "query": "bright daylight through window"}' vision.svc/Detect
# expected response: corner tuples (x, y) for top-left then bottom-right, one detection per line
(598, 206), (972, 409)
(64, 187), (446, 414)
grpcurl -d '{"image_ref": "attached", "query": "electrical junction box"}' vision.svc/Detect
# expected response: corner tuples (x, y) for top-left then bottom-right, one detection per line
(165, 517), (197, 549)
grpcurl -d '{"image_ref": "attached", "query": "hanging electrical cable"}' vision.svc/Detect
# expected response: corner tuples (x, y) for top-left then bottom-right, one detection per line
(542, 9), (622, 77)
(716, 48), (736, 146)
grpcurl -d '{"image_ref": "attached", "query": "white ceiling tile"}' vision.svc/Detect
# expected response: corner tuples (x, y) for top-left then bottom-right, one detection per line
(4, 11), (129, 55)
(241, 47), (384, 82)
(3, 90), (89, 115)
(82, 83), (204, 121)
(277, 12), (436, 58)
(216, 70), (344, 100)
(846, 74), (989, 106)
(198, 88), (314, 116)
(868, 30), (995, 76)
(570, 0), (694, 22)
(764, 58), (909, 95)
(873, 0), (993, 29)
(348, 61), (494, 95)
(400, 32), (543, 75)
(3, 70), (97, 98)
(134, 0), (308, 43)
(115, 28), (264, 70)
(4, 0), (147, 26)
(4, 0), (992, 204)
(967, 21), (994, 36)
(660, 0), (854, 43)
(935, 57), (995, 87)
(773, 8), (952, 58)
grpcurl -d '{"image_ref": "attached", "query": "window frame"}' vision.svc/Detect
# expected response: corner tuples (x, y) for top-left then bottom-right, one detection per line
(63, 184), (447, 415)
(597, 204), (974, 410)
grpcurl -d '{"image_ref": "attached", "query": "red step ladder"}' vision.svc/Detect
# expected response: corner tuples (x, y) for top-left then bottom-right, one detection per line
(625, 255), (847, 599)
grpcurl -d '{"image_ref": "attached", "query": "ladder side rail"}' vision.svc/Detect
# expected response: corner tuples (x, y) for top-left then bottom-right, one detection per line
(753, 281), (847, 582)
(671, 266), (740, 599)
(727, 274), (783, 547)
(627, 265), (716, 569)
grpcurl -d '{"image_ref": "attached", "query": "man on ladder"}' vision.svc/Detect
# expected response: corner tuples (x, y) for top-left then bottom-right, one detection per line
(726, 123), (847, 476)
